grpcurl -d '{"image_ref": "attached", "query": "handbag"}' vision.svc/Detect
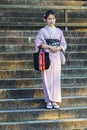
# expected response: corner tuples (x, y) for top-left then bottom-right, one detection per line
(33, 47), (50, 71)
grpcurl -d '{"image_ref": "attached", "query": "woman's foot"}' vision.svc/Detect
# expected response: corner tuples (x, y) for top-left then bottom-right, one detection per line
(46, 102), (52, 109)
(52, 103), (60, 109)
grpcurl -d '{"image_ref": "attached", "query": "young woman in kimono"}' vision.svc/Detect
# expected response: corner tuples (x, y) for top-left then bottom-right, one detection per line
(34, 10), (67, 109)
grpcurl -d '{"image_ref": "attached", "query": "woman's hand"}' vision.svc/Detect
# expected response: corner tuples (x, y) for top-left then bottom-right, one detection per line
(41, 44), (61, 53)
(49, 46), (61, 53)
(50, 46), (58, 53)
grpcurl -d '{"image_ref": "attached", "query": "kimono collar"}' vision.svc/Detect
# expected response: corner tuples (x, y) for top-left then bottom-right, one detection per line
(46, 25), (56, 31)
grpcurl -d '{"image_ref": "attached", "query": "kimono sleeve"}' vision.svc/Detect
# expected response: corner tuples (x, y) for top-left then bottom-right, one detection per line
(60, 31), (67, 53)
(34, 29), (45, 52)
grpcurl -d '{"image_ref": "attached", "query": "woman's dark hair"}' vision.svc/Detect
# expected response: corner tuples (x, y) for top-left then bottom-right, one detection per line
(43, 10), (56, 20)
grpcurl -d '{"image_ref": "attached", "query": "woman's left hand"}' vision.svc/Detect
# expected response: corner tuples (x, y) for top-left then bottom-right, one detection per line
(50, 46), (61, 53)
(49, 46), (58, 53)
(56, 46), (61, 51)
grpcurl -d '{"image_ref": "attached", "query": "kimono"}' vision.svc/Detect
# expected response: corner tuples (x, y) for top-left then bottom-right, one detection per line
(34, 25), (67, 103)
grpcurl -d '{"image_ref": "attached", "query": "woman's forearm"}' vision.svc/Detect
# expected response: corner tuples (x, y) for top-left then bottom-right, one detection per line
(41, 44), (51, 49)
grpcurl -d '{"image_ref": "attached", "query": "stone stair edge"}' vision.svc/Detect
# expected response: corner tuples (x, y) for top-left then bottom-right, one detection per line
(0, 31), (87, 37)
(0, 30), (87, 33)
(0, 76), (87, 80)
(0, 97), (86, 112)
(0, 105), (87, 122)
(0, 0), (86, 1)
(0, 22), (87, 27)
(0, 75), (87, 80)
(0, 117), (87, 124)
(0, 4), (87, 10)
(0, 67), (87, 71)
(0, 0), (86, 3)
(0, 85), (87, 90)
(0, 1), (86, 7)
(0, 119), (87, 130)
(0, 86), (86, 97)
(1, 15), (87, 20)
(0, 51), (86, 54)
(0, 77), (86, 88)
(0, 67), (87, 75)
(0, 58), (87, 62)
(0, 30), (87, 37)
(0, 36), (87, 39)
(0, 105), (87, 112)
(0, 59), (87, 62)
(0, 51), (87, 55)
(0, 95), (87, 101)
(0, 65), (85, 70)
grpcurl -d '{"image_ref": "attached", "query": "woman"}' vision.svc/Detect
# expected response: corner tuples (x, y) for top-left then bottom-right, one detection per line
(34, 10), (67, 109)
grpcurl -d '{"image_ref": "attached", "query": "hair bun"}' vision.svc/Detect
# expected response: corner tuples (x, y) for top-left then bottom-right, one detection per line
(43, 10), (56, 20)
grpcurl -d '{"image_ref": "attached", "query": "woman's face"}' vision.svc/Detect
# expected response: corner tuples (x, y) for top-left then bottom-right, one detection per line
(46, 14), (56, 27)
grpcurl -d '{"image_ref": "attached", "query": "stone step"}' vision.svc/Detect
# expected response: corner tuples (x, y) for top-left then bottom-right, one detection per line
(1, 17), (87, 24)
(66, 52), (87, 60)
(0, 7), (86, 13)
(0, 69), (40, 79)
(0, 30), (87, 37)
(0, 52), (86, 60)
(0, 5), (86, 11)
(0, 38), (28, 45)
(0, 86), (87, 99)
(62, 68), (87, 77)
(0, 60), (33, 70)
(0, 53), (33, 60)
(0, 68), (87, 79)
(0, 96), (87, 110)
(66, 37), (87, 44)
(0, 1), (86, 6)
(0, 77), (86, 89)
(0, 59), (86, 70)
(0, 5), (87, 15)
(0, 87), (87, 99)
(62, 96), (87, 108)
(0, 37), (87, 45)
(0, 43), (86, 52)
(0, 45), (34, 53)
(0, 10), (87, 19)
(65, 59), (87, 68)
(67, 44), (87, 52)
(22, 118), (87, 130)
(0, 118), (87, 130)
(0, 78), (42, 88)
(0, 106), (87, 122)
(0, 0), (85, 2)
(0, 22), (87, 30)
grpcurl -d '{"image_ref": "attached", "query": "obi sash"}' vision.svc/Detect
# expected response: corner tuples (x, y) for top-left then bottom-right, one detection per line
(45, 39), (60, 47)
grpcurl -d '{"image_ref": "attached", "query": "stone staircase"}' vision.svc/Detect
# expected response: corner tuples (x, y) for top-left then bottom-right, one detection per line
(0, 0), (87, 130)
(0, 0), (87, 30)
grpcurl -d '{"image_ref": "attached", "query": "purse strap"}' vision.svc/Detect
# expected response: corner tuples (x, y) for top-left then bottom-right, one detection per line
(38, 45), (45, 71)
(38, 45), (44, 52)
